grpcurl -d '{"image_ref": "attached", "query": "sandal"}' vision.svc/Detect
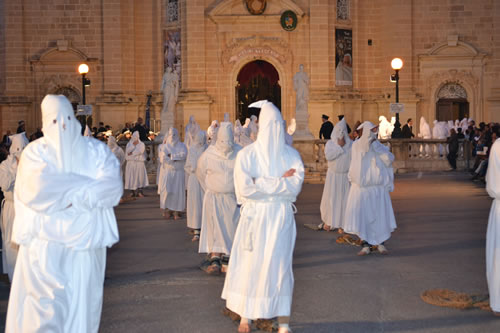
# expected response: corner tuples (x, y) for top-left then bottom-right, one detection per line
(200, 256), (221, 275)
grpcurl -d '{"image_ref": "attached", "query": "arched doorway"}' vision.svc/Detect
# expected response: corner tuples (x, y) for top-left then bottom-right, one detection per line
(436, 83), (469, 121)
(236, 60), (281, 122)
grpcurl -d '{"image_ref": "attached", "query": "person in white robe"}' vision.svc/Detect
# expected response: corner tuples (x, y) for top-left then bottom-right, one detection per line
(378, 115), (393, 140)
(224, 112), (230, 123)
(207, 120), (219, 145)
(0, 133), (28, 281)
(185, 131), (207, 241)
(234, 119), (253, 147)
(158, 128), (187, 219)
(6, 94), (122, 333)
(222, 101), (304, 333)
(486, 135), (500, 315)
(107, 136), (125, 176)
(184, 115), (200, 149)
(319, 119), (352, 232)
(124, 131), (149, 197)
(197, 122), (241, 275)
(418, 117), (432, 157)
(344, 121), (397, 256)
(248, 115), (259, 141)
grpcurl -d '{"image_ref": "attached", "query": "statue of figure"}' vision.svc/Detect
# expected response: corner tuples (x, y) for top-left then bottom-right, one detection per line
(292, 64), (313, 139)
(293, 64), (309, 113)
(160, 67), (179, 134)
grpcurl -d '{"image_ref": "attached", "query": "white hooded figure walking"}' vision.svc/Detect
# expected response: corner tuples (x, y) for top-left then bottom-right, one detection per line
(185, 131), (207, 241)
(107, 136), (125, 178)
(222, 101), (305, 333)
(197, 122), (242, 275)
(0, 133), (28, 281)
(344, 121), (397, 256)
(248, 115), (259, 141)
(319, 118), (352, 232)
(486, 137), (500, 315)
(234, 119), (253, 147)
(185, 115), (200, 149)
(418, 116), (432, 157)
(125, 131), (148, 197)
(207, 120), (219, 145)
(158, 128), (187, 219)
(6, 95), (122, 333)
(378, 115), (393, 140)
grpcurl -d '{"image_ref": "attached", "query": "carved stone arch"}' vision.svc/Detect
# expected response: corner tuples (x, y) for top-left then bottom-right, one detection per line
(427, 40), (479, 57)
(38, 46), (89, 62)
(52, 86), (82, 106)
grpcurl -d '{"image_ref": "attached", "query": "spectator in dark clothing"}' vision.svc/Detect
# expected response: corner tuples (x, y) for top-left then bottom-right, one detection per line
(447, 128), (459, 170)
(32, 128), (43, 140)
(97, 122), (106, 133)
(401, 118), (415, 138)
(338, 115), (351, 134)
(16, 120), (25, 134)
(133, 117), (149, 142)
(122, 122), (132, 133)
(319, 114), (334, 139)
(457, 128), (465, 139)
(2, 130), (12, 147)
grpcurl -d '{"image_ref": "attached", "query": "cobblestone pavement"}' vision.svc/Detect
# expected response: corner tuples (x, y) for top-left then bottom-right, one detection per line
(1, 172), (499, 332)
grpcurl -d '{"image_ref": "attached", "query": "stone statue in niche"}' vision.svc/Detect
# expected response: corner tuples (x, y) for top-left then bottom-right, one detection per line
(160, 67), (179, 135)
(293, 64), (314, 139)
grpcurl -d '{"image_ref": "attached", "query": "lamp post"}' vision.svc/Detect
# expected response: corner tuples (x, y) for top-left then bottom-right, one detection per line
(78, 63), (91, 105)
(390, 58), (403, 138)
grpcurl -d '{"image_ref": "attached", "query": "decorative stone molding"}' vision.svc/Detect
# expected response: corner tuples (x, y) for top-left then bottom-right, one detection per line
(437, 83), (467, 100)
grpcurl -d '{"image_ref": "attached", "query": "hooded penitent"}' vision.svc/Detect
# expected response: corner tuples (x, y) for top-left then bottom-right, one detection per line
(419, 117), (432, 139)
(320, 118), (352, 230)
(207, 120), (219, 145)
(215, 122), (235, 158)
(343, 120), (396, 246)
(0, 132), (28, 281)
(158, 127), (187, 212)
(249, 115), (259, 141)
(378, 116), (393, 140)
(222, 101), (305, 319)
(185, 115), (200, 148)
(107, 135), (125, 168)
(234, 119), (253, 147)
(185, 131), (207, 230)
(7, 94), (122, 333)
(124, 130), (148, 190)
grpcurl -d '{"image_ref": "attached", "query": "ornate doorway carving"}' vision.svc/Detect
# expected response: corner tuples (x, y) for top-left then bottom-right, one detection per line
(236, 60), (281, 122)
(436, 83), (469, 121)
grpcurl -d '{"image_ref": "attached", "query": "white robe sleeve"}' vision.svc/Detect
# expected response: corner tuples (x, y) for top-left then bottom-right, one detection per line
(126, 142), (145, 161)
(0, 157), (16, 192)
(234, 150), (304, 202)
(69, 142), (123, 212)
(324, 140), (345, 161)
(373, 141), (394, 167)
(487, 140), (500, 199)
(196, 151), (208, 191)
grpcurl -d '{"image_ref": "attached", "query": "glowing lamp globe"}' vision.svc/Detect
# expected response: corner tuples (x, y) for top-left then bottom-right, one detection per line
(391, 58), (403, 70)
(78, 64), (89, 75)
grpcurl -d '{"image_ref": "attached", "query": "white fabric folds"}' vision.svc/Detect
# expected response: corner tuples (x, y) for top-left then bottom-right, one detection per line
(197, 122), (241, 255)
(486, 138), (500, 312)
(158, 128), (187, 211)
(222, 101), (305, 320)
(6, 95), (123, 333)
(124, 131), (149, 190)
(344, 121), (397, 245)
(320, 119), (352, 229)
(185, 131), (207, 229)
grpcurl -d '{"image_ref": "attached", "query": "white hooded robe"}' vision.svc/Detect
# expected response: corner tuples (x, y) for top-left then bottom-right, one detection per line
(6, 95), (122, 333)
(486, 138), (500, 311)
(185, 131), (207, 229)
(222, 101), (305, 319)
(344, 121), (397, 245)
(158, 128), (187, 212)
(320, 119), (352, 229)
(197, 123), (241, 255)
(107, 136), (125, 178)
(124, 131), (149, 190)
(0, 133), (28, 280)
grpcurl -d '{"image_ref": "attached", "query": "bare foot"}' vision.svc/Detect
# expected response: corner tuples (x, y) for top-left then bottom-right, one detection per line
(238, 323), (251, 333)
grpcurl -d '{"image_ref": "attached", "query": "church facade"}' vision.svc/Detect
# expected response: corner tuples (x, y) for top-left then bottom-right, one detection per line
(1, 0), (499, 137)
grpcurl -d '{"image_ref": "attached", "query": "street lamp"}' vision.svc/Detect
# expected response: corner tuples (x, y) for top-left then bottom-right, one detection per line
(78, 63), (91, 105)
(390, 58), (403, 138)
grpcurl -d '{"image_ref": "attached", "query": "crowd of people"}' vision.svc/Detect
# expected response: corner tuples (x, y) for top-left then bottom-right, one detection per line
(1, 94), (500, 332)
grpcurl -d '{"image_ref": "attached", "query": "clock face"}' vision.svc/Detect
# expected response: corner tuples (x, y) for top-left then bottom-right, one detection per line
(245, 0), (266, 15)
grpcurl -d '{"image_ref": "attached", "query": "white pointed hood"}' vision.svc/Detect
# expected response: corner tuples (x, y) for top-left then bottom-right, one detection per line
(356, 121), (377, 155)
(254, 101), (289, 177)
(9, 132), (29, 158)
(41, 94), (84, 172)
(332, 118), (351, 143)
(215, 122), (235, 158)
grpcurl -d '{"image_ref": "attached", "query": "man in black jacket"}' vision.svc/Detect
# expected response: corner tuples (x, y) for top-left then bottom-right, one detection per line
(447, 128), (459, 170)
(401, 118), (415, 138)
(319, 114), (334, 139)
